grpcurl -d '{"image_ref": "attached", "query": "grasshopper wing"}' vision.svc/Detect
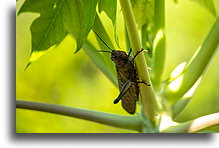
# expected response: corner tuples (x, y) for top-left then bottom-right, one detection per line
(116, 69), (138, 114)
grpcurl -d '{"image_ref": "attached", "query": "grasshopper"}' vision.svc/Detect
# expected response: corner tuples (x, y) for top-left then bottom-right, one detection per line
(92, 29), (150, 114)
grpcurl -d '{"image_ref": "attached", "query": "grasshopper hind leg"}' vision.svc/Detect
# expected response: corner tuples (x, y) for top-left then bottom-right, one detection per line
(113, 80), (132, 104)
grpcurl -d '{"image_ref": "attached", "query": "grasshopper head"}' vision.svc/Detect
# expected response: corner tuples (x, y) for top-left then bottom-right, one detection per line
(111, 50), (130, 65)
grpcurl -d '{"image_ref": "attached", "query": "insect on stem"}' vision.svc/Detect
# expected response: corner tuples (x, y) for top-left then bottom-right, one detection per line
(92, 28), (151, 114)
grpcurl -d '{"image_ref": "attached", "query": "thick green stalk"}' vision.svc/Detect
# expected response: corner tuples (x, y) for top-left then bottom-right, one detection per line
(165, 17), (219, 99)
(16, 100), (143, 132)
(151, 0), (166, 90)
(119, 0), (160, 122)
(161, 112), (219, 133)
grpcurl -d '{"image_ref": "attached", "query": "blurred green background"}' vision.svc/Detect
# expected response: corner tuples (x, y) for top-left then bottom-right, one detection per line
(16, 0), (218, 133)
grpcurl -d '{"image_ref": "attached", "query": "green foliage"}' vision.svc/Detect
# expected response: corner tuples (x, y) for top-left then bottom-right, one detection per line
(89, 15), (117, 85)
(16, 0), (219, 133)
(98, 0), (120, 48)
(131, 0), (154, 28)
(98, 0), (117, 25)
(19, 0), (97, 66)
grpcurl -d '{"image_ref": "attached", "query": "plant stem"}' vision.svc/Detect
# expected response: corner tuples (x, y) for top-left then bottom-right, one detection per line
(16, 100), (143, 132)
(119, 0), (160, 122)
(83, 40), (117, 86)
(165, 17), (219, 99)
(92, 15), (116, 76)
(161, 112), (219, 133)
(151, 0), (166, 90)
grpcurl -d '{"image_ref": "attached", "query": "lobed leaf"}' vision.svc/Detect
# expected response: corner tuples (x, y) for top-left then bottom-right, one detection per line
(19, 0), (97, 66)
(98, 0), (117, 25)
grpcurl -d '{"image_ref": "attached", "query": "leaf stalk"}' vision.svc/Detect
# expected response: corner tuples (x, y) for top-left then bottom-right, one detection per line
(16, 100), (143, 132)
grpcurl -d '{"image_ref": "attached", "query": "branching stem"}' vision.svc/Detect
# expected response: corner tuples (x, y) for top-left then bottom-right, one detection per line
(16, 100), (143, 132)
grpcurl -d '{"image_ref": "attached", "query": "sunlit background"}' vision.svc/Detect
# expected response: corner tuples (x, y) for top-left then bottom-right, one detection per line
(16, 0), (218, 133)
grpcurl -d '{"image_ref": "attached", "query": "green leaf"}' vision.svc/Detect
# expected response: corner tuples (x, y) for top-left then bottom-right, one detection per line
(92, 15), (115, 56)
(131, 0), (154, 28)
(98, 0), (116, 24)
(19, 0), (97, 65)
(83, 0), (98, 42)
(98, 0), (120, 48)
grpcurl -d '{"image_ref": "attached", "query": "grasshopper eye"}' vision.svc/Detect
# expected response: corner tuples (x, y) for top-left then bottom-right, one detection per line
(119, 54), (123, 59)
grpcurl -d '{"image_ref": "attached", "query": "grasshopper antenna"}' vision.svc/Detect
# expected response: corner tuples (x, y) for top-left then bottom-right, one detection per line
(91, 28), (113, 51)
(92, 50), (112, 53)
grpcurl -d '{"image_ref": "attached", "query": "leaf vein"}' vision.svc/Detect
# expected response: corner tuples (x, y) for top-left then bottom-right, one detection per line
(36, 0), (65, 52)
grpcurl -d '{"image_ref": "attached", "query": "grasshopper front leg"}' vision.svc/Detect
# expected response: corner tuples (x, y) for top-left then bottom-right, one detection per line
(137, 81), (151, 86)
